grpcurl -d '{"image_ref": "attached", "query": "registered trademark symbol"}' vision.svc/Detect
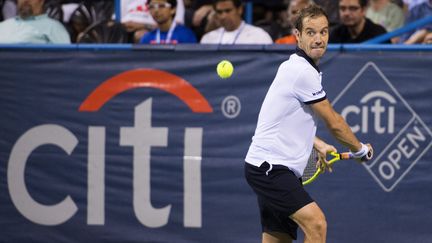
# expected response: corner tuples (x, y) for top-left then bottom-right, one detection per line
(221, 95), (241, 119)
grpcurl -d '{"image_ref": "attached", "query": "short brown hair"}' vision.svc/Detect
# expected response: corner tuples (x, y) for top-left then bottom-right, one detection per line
(294, 4), (329, 32)
(148, 0), (177, 8)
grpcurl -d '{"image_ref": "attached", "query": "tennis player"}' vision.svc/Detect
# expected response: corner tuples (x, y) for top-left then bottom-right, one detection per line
(244, 4), (373, 243)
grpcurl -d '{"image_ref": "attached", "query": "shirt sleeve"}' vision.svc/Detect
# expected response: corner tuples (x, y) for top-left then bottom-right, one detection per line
(139, 32), (153, 44)
(48, 21), (71, 44)
(200, 32), (211, 44)
(257, 29), (273, 44)
(293, 67), (326, 104)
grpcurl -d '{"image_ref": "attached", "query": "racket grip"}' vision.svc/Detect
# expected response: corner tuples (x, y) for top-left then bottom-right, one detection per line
(340, 152), (353, 160)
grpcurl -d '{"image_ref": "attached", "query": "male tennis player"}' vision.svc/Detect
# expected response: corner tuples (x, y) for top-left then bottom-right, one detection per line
(245, 4), (373, 243)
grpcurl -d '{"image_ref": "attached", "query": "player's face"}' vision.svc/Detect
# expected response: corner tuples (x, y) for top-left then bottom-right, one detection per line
(148, 0), (176, 25)
(339, 0), (365, 27)
(295, 15), (329, 64)
(215, 1), (243, 31)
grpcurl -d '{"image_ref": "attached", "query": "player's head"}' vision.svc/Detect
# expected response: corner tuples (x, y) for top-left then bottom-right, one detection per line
(18, 0), (45, 19)
(213, 0), (243, 31)
(294, 4), (329, 64)
(147, 0), (177, 25)
(338, 0), (367, 28)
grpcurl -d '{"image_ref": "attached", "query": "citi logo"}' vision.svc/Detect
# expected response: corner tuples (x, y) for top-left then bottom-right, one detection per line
(333, 62), (431, 192)
(341, 91), (395, 134)
(7, 69), (212, 227)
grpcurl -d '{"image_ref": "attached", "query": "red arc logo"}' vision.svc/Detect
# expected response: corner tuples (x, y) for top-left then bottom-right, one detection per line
(79, 69), (213, 113)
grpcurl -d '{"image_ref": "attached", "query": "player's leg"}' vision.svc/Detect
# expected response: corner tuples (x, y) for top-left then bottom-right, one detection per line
(262, 231), (293, 243)
(245, 162), (312, 243)
(290, 202), (327, 243)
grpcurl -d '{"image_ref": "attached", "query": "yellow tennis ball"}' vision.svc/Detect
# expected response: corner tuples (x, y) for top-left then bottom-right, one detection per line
(217, 60), (234, 79)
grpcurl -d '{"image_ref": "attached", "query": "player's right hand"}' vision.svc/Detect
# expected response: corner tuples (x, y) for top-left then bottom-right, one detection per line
(352, 143), (373, 162)
(360, 143), (373, 162)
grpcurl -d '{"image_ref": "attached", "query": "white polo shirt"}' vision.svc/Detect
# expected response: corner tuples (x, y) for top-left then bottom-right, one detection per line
(200, 21), (273, 44)
(245, 48), (326, 177)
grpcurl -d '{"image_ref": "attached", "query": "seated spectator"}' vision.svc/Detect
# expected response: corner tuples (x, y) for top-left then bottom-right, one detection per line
(314, 0), (340, 26)
(402, 0), (427, 12)
(329, 0), (389, 43)
(400, 0), (432, 44)
(2, 0), (17, 20)
(275, 0), (313, 44)
(366, 0), (405, 32)
(200, 0), (273, 44)
(252, 2), (289, 41)
(0, 0), (70, 44)
(187, 0), (219, 40)
(121, 0), (185, 43)
(139, 0), (197, 44)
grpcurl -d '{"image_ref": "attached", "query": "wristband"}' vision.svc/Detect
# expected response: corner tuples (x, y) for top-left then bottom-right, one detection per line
(351, 143), (368, 158)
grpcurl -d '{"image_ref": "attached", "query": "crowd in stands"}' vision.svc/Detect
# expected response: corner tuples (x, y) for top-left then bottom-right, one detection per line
(0, 0), (431, 44)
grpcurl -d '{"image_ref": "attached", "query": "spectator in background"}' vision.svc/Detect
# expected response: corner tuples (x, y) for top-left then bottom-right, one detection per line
(252, 2), (289, 41)
(275, 0), (314, 44)
(0, 0), (70, 43)
(139, 0), (197, 44)
(314, 0), (340, 26)
(329, 0), (389, 43)
(402, 0), (427, 12)
(200, 0), (273, 44)
(400, 0), (432, 44)
(187, 0), (220, 40)
(366, 0), (405, 32)
(2, 0), (17, 20)
(121, 0), (185, 43)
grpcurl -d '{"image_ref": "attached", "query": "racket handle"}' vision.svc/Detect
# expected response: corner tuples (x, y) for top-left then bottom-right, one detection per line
(339, 152), (353, 160)
(338, 149), (373, 161)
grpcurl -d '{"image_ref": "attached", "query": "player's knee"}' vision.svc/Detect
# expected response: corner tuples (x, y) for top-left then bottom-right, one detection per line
(311, 215), (327, 234)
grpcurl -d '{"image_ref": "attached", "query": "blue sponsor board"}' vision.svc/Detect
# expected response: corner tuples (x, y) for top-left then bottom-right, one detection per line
(332, 62), (432, 192)
(0, 47), (431, 243)
(367, 118), (431, 191)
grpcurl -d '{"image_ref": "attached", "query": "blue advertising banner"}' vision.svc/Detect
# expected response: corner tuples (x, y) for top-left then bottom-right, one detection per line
(0, 46), (431, 243)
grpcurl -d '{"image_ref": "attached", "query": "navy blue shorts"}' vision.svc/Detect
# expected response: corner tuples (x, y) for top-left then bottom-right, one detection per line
(244, 162), (314, 240)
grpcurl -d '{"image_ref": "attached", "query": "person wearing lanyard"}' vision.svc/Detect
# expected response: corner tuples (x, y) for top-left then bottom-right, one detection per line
(200, 0), (273, 44)
(139, 0), (197, 44)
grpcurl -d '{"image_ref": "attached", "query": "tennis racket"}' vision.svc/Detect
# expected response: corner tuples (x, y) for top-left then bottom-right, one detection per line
(302, 149), (353, 186)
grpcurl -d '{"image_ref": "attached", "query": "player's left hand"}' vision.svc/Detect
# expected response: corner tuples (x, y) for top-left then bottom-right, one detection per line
(315, 144), (337, 173)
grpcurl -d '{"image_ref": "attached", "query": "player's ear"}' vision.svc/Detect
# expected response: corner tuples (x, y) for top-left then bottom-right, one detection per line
(294, 28), (301, 42)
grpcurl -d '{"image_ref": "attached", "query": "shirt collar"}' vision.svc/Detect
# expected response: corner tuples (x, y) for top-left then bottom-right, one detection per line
(224, 21), (245, 33)
(295, 46), (320, 73)
(16, 14), (47, 21)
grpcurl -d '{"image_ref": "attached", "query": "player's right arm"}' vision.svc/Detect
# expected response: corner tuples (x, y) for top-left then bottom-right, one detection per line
(310, 99), (373, 160)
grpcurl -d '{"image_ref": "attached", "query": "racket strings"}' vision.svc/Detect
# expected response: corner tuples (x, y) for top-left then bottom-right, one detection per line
(302, 148), (319, 181)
